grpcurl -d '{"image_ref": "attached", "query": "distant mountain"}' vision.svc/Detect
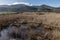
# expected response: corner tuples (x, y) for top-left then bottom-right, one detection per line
(0, 4), (60, 12)
(34, 4), (56, 12)
(0, 4), (38, 12)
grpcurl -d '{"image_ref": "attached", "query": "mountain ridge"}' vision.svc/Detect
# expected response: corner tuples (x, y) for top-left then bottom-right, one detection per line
(0, 4), (60, 12)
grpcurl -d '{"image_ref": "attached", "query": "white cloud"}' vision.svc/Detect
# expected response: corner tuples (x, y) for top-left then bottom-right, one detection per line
(7, 2), (32, 6)
(0, 2), (32, 6)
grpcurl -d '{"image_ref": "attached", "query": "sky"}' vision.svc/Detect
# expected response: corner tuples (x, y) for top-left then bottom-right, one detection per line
(0, 0), (60, 7)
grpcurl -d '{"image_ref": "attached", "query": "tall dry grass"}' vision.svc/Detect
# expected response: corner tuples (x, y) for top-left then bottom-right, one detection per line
(0, 12), (60, 40)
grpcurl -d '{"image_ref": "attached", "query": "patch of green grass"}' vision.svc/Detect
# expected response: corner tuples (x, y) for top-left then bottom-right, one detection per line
(0, 12), (18, 15)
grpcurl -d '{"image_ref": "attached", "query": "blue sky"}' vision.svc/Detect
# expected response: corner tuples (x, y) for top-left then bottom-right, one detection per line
(0, 0), (60, 7)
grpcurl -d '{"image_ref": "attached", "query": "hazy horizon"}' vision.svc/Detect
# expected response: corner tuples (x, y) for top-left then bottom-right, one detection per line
(0, 0), (60, 7)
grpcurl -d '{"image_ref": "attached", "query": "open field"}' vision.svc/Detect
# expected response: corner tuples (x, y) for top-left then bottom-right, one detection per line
(0, 12), (60, 40)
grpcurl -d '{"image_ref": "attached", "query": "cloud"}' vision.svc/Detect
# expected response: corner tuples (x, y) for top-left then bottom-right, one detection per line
(8, 2), (32, 6)
(0, 2), (32, 6)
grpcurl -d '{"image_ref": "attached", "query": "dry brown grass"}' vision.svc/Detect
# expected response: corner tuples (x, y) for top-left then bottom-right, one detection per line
(0, 12), (60, 40)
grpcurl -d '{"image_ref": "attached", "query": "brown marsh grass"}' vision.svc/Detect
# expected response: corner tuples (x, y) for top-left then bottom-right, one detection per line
(0, 12), (60, 40)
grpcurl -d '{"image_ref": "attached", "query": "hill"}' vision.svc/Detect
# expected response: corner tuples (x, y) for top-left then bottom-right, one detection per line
(0, 4), (60, 12)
